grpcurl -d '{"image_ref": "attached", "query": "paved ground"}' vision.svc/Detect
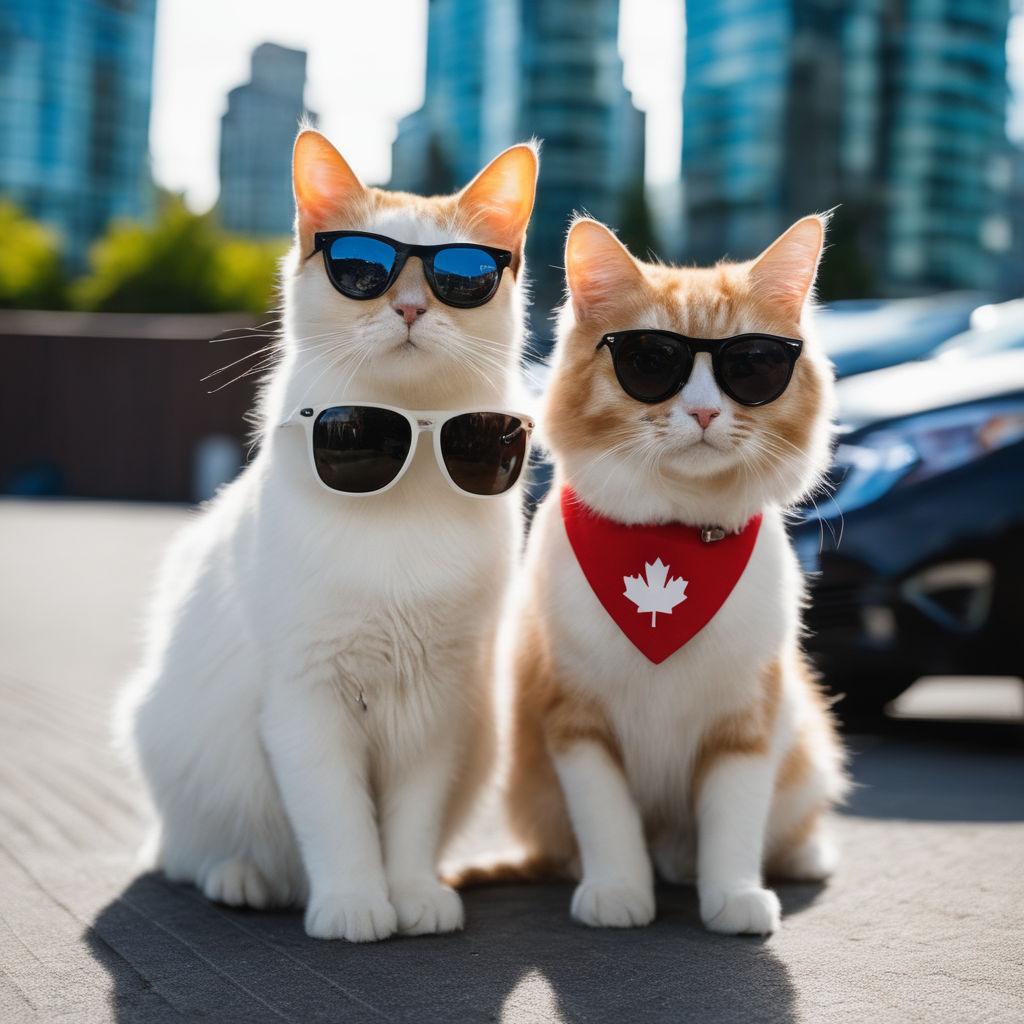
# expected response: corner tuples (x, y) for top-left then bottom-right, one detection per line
(1, 499), (1022, 1024)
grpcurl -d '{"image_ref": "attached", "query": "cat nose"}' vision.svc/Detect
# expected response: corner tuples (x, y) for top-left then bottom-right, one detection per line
(689, 408), (719, 430)
(393, 303), (427, 325)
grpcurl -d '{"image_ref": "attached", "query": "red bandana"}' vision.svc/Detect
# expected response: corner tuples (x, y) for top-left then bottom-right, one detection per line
(561, 487), (762, 664)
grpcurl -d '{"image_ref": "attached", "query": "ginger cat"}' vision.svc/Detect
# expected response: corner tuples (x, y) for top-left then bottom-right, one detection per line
(118, 131), (538, 941)
(502, 216), (847, 935)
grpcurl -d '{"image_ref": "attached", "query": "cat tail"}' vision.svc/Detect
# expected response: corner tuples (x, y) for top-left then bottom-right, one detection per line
(445, 851), (572, 889)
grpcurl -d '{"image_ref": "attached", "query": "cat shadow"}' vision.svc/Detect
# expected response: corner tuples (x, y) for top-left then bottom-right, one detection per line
(86, 874), (803, 1023)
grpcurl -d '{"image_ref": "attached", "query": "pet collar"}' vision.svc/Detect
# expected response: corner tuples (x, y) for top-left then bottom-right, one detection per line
(560, 486), (762, 664)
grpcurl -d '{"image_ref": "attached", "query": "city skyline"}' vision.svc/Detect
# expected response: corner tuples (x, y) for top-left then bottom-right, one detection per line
(683, 0), (1013, 294)
(149, 0), (1024, 216)
(4, 0), (1023, 287)
(218, 43), (315, 237)
(389, 0), (649, 328)
(151, 0), (683, 212)
(1, 0), (158, 265)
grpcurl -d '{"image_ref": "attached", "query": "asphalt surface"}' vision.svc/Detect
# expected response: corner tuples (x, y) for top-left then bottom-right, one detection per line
(1, 498), (1022, 1024)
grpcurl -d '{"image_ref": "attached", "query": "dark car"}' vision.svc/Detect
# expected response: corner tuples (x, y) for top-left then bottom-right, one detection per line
(814, 291), (990, 378)
(794, 328), (1024, 717)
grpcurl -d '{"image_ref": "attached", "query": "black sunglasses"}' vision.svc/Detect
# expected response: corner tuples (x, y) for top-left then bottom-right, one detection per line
(596, 330), (804, 407)
(311, 231), (513, 309)
(282, 403), (534, 497)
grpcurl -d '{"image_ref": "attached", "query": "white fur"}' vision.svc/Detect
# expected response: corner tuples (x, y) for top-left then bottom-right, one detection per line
(519, 283), (847, 936)
(117, 201), (529, 941)
(554, 743), (655, 928)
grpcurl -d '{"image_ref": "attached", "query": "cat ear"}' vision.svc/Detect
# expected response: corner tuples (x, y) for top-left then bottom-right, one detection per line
(457, 144), (539, 255)
(748, 215), (827, 321)
(292, 130), (368, 248)
(565, 218), (645, 322)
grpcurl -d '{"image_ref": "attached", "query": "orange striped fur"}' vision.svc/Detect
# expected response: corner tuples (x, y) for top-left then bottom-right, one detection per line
(481, 216), (848, 934)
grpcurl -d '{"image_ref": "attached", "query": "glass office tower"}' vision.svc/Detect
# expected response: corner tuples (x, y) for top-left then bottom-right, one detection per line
(390, 0), (497, 193)
(0, 0), (157, 265)
(218, 43), (314, 237)
(683, 0), (1011, 293)
(391, 0), (644, 339)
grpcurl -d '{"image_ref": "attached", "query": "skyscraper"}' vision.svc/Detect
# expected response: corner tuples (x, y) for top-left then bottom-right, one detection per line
(390, 0), (496, 195)
(0, 0), (158, 266)
(391, 0), (645, 339)
(218, 43), (315, 237)
(683, 0), (1011, 294)
(517, 0), (646, 325)
(882, 1), (1010, 290)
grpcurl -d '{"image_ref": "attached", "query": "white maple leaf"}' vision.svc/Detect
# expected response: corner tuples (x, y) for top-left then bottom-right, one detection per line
(623, 558), (688, 627)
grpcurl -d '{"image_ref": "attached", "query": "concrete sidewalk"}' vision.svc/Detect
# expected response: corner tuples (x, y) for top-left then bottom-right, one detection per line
(1, 499), (1022, 1023)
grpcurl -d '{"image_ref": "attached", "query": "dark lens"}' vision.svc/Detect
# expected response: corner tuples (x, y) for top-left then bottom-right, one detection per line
(312, 406), (412, 493)
(325, 236), (397, 298)
(431, 247), (501, 306)
(440, 413), (529, 496)
(718, 336), (795, 405)
(613, 333), (691, 403)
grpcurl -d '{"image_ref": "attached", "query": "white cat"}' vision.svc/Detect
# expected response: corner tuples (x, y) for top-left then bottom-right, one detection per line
(117, 130), (538, 942)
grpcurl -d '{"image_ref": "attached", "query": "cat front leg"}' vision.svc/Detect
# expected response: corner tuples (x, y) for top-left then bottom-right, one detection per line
(694, 752), (781, 935)
(553, 741), (655, 928)
(380, 736), (465, 936)
(261, 672), (396, 942)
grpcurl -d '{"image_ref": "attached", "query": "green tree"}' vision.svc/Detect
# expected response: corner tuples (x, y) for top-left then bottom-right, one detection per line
(72, 193), (287, 313)
(210, 236), (288, 313)
(0, 202), (66, 309)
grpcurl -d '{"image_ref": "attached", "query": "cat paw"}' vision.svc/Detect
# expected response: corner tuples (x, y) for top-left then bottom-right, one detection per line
(700, 885), (781, 935)
(570, 878), (656, 928)
(202, 859), (271, 909)
(390, 881), (464, 936)
(304, 891), (397, 942)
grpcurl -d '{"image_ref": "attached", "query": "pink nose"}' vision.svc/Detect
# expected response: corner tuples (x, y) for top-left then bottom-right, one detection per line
(394, 303), (427, 325)
(689, 408), (719, 430)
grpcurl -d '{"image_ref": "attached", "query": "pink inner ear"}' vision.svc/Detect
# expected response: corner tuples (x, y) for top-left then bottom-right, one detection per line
(566, 222), (642, 318)
(458, 146), (537, 249)
(293, 133), (365, 233)
(750, 218), (824, 317)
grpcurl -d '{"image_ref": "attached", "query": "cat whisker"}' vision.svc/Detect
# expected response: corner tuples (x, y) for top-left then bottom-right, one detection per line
(202, 344), (279, 383)
(587, 433), (646, 471)
(749, 429), (844, 543)
(293, 346), (373, 409)
(734, 442), (773, 511)
(445, 346), (516, 395)
(209, 317), (284, 343)
(593, 435), (661, 499)
(206, 351), (285, 394)
(737, 434), (843, 552)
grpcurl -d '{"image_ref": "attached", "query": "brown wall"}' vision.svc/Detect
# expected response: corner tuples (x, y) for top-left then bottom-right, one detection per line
(0, 310), (271, 502)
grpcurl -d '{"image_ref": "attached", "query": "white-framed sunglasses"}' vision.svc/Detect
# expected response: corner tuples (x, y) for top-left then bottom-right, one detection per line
(280, 402), (534, 498)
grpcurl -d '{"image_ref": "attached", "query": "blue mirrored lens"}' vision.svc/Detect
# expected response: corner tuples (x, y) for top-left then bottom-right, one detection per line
(326, 236), (396, 297)
(431, 247), (500, 305)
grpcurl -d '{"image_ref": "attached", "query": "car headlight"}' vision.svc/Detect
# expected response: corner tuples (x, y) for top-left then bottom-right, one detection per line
(832, 400), (1024, 514)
